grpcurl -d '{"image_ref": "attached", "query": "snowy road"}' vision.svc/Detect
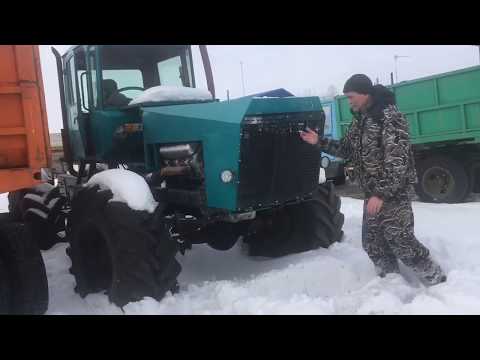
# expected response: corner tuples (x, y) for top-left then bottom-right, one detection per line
(1, 193), (480, 314)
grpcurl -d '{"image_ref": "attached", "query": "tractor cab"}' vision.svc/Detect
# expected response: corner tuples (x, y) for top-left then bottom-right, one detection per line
(53, 45), (215, 169)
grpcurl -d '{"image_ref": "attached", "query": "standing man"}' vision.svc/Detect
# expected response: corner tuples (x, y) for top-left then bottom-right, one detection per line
(300, 74), (446, 286)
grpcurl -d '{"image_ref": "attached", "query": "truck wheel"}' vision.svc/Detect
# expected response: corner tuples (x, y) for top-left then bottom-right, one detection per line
(66, 185), (181, 308)
(0, 222), (49, 314)
(246, 182), (344, 257)
(0, 258), (10, 314)
(7, 183), (54, 221)
(416, 156), (471, 203)
(7, 183), (65, 251)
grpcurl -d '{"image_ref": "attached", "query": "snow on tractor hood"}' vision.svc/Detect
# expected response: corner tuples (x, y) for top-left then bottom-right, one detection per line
(129, 86), (213, 106)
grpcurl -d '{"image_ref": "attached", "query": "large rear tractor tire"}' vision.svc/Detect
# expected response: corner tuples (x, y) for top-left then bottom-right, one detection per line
(66, 185), (181, 308)
(415, 156), (471, 203)
(246, 182), (344, 257)
(0, 222), (49, 314)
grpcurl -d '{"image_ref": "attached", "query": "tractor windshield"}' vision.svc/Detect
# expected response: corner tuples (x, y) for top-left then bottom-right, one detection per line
(100, 45), (195, 107)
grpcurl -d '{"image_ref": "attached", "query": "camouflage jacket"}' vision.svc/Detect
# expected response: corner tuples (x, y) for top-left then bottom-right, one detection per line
(317, 88), (417, 200)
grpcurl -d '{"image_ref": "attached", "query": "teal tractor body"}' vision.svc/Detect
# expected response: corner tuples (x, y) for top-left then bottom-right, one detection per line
(142, 96), (324, 211)
(55, 44), (326, 213)
(52, 45), (344, 307)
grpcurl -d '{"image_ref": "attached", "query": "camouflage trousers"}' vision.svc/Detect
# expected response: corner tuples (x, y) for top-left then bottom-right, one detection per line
(362, 198), (446, 286)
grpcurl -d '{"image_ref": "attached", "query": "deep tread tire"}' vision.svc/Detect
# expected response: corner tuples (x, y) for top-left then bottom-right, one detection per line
(7, 183), (64, 251)
(415, 156), (471, 203)
(66, 185), (181, 308)
(0, 222), (49, 314)
(247, 182), (344, 257)
(7, 183), (54, 221)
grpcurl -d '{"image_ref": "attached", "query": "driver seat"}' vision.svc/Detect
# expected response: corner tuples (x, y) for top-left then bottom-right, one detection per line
(102, 79), (131, 107)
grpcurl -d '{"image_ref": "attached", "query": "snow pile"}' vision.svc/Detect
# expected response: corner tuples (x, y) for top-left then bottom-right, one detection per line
(0, 194), (7, 212)
(129, 86), (212, 106)
(86, 169), (158, 213)
(319, 168), (326, 184)
(3, 192), (480, 314)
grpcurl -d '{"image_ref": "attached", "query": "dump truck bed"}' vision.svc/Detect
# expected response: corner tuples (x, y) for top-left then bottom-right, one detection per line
(0, 45), (50, 194)
(336, 65), (480, 146)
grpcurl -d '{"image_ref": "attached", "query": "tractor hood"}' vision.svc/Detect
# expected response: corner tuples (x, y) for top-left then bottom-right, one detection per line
(141, 96), (324, 211)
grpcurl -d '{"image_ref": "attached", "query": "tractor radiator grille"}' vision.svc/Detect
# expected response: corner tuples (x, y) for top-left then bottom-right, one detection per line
(237, 111), (324, 210)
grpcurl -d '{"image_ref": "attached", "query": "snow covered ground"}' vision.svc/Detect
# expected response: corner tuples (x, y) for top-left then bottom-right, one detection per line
(1, 192), (480, 315)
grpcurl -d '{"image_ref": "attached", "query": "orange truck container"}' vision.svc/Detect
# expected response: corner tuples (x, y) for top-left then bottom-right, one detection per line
(0, 45), (51, 194)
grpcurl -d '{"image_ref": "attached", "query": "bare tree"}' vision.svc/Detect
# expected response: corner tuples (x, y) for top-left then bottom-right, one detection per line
(326, 85), (338, 98)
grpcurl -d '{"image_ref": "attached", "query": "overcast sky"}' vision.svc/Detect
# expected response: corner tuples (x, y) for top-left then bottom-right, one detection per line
(39, 45), (480, 132)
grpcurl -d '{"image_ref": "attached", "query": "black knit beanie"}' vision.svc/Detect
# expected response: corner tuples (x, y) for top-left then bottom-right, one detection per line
(343, 74), (374, 95)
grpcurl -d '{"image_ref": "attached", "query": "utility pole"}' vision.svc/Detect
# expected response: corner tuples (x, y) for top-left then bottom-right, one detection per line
(475, 45), (480, 64)
(240, 61), (246, 96)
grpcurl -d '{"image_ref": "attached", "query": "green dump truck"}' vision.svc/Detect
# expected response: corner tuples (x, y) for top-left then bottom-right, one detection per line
(336, 65), (480, 203)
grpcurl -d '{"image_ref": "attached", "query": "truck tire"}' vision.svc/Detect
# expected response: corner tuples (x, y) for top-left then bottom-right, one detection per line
(0, 222), (49, 314)
(66, 185), (181, 308)
(246, 182), (344, 257)
(7, 183), (65, 251)
(415, 156), (471, 203)
(7, 183), (54, 221)
(0, 258), (10, 314)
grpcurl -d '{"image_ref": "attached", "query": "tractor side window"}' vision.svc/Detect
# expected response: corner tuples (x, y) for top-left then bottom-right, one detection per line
(77, 71), (89, 113)
(88, 51), (98, 108)
(66, 57), (77, 107)
(102, 69), (144, 101)
(157, 56), (184, 87)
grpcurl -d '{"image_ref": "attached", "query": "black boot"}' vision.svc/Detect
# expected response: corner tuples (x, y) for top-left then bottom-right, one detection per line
(376, 259), (401, 278)
(411, 257), (446, 286)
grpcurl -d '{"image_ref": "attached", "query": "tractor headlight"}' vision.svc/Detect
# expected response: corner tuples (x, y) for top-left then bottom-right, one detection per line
(221, 170), (234, 183)
(321, 156), (330, 169)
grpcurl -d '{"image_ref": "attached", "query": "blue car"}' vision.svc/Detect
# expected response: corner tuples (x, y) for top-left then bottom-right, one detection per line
(320, 97), (346, 185)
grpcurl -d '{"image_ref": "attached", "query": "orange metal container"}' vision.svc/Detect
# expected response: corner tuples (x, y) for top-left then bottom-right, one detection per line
(0, 45), (51, 194)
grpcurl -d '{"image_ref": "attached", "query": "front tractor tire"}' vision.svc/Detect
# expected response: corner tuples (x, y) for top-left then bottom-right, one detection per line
(66, 185), (181, 308)
(246, 182), (344, 257)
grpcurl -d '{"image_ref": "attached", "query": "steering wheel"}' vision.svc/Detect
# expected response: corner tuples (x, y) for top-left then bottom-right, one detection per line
(116, 86), (145, 93)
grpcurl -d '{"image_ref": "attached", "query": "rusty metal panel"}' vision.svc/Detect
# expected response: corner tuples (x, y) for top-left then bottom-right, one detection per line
(0, 45), (51, 194)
